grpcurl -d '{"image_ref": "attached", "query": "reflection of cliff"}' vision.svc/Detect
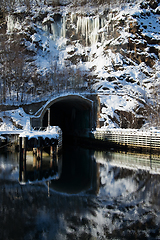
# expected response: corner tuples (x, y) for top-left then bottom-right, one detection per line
(132, 170), (160, 208)
(95, 150), (160, 206)
(1, 148), (160, 239)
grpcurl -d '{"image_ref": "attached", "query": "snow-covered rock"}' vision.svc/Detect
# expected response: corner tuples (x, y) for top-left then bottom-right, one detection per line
(0, 0), (160, 129)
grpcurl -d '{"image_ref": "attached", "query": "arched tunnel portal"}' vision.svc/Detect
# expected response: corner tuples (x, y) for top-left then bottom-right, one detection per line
(42, 95), (94, 137)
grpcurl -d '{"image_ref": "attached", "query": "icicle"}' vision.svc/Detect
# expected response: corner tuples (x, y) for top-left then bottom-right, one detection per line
(50, 23), (56, 39)
(6, 15), (15, 33)
(85, 17), (89, 46)
(71, 12), (77, 25)
(76, 16), (82, 34)
(61, 15), (66, 38)
(40, 12), (108, 46)
(90, 16), (99, 45)
(82, 17), (86, 37)
(71, 12), (74, 23)
(42, 24), (49, 34)
(101, 18), (106, 43)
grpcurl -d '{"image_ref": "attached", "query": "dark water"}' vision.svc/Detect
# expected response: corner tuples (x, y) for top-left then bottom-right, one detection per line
(0, 147), (160, 240)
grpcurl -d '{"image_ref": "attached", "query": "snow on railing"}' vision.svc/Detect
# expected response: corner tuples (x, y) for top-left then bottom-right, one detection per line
(93, 128), (160, 149)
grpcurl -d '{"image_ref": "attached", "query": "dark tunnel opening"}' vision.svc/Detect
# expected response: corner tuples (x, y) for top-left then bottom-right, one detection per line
(42, 96), (92, 138)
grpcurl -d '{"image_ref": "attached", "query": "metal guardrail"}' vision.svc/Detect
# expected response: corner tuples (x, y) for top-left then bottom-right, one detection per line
(93, 129), (160, 149)
(32, 127), (47, 131)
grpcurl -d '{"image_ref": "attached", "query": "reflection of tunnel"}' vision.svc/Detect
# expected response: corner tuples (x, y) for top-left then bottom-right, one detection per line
(42, 96), (92, 136)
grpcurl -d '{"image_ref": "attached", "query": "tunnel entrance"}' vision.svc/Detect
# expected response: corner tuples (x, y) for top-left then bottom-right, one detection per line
(42, 95), (93, 137)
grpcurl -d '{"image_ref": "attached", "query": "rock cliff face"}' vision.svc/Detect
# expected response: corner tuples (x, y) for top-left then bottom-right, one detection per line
(0, 0), (160, 129)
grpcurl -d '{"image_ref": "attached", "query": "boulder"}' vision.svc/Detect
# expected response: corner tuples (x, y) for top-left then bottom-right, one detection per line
(129, 21), (140, 34)
(149, 0), (158, 9)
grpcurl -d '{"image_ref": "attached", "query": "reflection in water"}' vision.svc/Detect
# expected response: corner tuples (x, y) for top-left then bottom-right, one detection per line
(0, 152), (19, 181)
(49, 145), (100, 194)
(0, 148), (160, 239)
(95, 151), (160, 173)
(21, 150), (60, 183)
(95, 151), (160, 207)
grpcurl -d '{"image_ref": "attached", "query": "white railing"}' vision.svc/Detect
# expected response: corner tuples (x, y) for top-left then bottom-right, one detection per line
(93, 128), (160, 149)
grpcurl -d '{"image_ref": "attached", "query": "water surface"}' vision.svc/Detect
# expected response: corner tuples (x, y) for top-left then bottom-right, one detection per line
(0, 147), (160, 239)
